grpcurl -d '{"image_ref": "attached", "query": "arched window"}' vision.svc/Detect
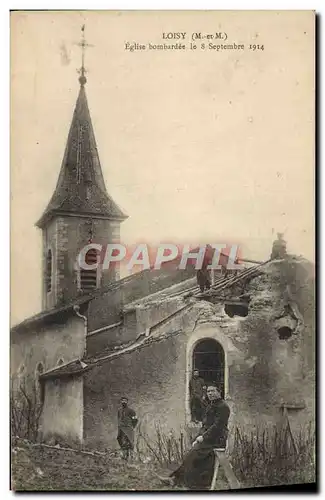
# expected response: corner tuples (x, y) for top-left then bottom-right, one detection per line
(192, 339), (225, 395)
(80, 248), (98, 291)
(189, 339), (225, 422)
(187, 337), (227, 423)
(46, 249), (52, 293)
(57, 358), (64, 366)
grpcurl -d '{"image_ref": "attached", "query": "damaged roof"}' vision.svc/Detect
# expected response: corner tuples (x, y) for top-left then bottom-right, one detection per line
(40, 329), (184, 381)
(40, 359), (90, 380)
(11, 263), (196, 335)
(11, 255), (267, 337)
(40, 302), (194, 380)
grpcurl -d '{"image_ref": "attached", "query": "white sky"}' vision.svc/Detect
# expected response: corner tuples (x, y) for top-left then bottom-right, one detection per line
(10, 11), (315, 324)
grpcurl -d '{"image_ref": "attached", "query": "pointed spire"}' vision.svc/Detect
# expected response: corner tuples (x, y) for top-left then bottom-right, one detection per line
(36, 28), (128, 228)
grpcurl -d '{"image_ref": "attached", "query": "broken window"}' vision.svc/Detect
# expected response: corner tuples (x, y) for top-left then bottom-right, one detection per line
(80, 248), (98, 291)
(46, 249), (52, 293)
(190, 339), (225, 422)
(224, 300), (249, 318)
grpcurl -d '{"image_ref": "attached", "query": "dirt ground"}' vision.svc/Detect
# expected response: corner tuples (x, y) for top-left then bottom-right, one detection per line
(11, 439), (229, 492)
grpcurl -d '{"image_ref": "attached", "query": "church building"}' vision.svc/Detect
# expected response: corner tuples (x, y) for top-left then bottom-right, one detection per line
(11, 40), (315, 452)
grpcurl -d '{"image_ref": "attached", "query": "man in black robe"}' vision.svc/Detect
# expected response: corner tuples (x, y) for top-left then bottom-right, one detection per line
(160, 384), (230, 490)
(117, 397), (138, 461)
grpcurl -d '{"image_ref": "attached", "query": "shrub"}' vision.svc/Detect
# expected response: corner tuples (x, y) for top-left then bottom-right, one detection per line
(231, 421), (315, 487)
(11, 381), (44, 442)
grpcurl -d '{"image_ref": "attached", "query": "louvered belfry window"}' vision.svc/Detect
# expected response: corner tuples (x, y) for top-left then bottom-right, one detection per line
(80, 248), (98, 291)
(46, 249), (52, 293)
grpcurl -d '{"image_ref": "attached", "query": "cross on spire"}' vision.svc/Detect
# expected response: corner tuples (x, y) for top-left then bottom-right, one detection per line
(77, 24), (94, 86)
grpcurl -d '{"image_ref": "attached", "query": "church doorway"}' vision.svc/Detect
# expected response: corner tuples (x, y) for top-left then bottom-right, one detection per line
(192, 338), (225, 398)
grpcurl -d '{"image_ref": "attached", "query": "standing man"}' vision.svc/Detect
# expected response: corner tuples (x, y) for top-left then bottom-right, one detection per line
(189, 369), (205, 422)
(117, 397), (138, 461)
(196, 267), (211, 293)
(160, 384), (230, 490)
(271, 232), (287, 260)
(197, 246), (213, 293)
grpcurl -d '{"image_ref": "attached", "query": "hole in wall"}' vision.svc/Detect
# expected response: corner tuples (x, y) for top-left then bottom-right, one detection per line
(275, 315), (296, 340)
(278, 326), (293, 340)
(224, 302), (249, 318)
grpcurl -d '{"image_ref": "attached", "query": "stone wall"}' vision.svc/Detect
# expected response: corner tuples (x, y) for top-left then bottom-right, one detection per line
(86, 293), (194, 360)
(83, 331), (188, 451)
(86, 281), (196, 355)
(243, 259), (315, 428)
(87, 265), (195, 332)
(11, 314), (86, 389)
(42, 215), (121, 310)
(54, 216), (120, 307)
(13, 256), (313, 450)
(42, 218), (58, 310)
(41, 376), (84, 445)
(83, 257), (315, 451)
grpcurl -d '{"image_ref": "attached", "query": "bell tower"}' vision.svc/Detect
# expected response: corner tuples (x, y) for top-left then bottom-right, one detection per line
(36, 26), (128, 310)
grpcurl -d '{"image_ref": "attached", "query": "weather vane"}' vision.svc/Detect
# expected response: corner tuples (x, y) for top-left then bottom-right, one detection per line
(76, 24), (94, 85)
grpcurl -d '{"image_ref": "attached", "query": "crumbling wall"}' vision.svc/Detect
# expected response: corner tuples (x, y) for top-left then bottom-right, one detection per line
(228, 258), (315, 431)
(190, 258), (315, 434)
(83, 257), (315, 448)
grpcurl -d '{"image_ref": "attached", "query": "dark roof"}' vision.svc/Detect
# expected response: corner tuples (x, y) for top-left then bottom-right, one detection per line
(36, 83), (127, 228)
(11, 295), (91, 334)
(40, 359), (90, 380)
(37, 301), (194, 381)
(40, 328), (185, 380)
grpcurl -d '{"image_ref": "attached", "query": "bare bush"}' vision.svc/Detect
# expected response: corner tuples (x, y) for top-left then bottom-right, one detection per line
(135, 422), (187, 466)
(135, 420), (315, 488)
(11, 380), (44, 442)
(231, 421), (315, 487)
